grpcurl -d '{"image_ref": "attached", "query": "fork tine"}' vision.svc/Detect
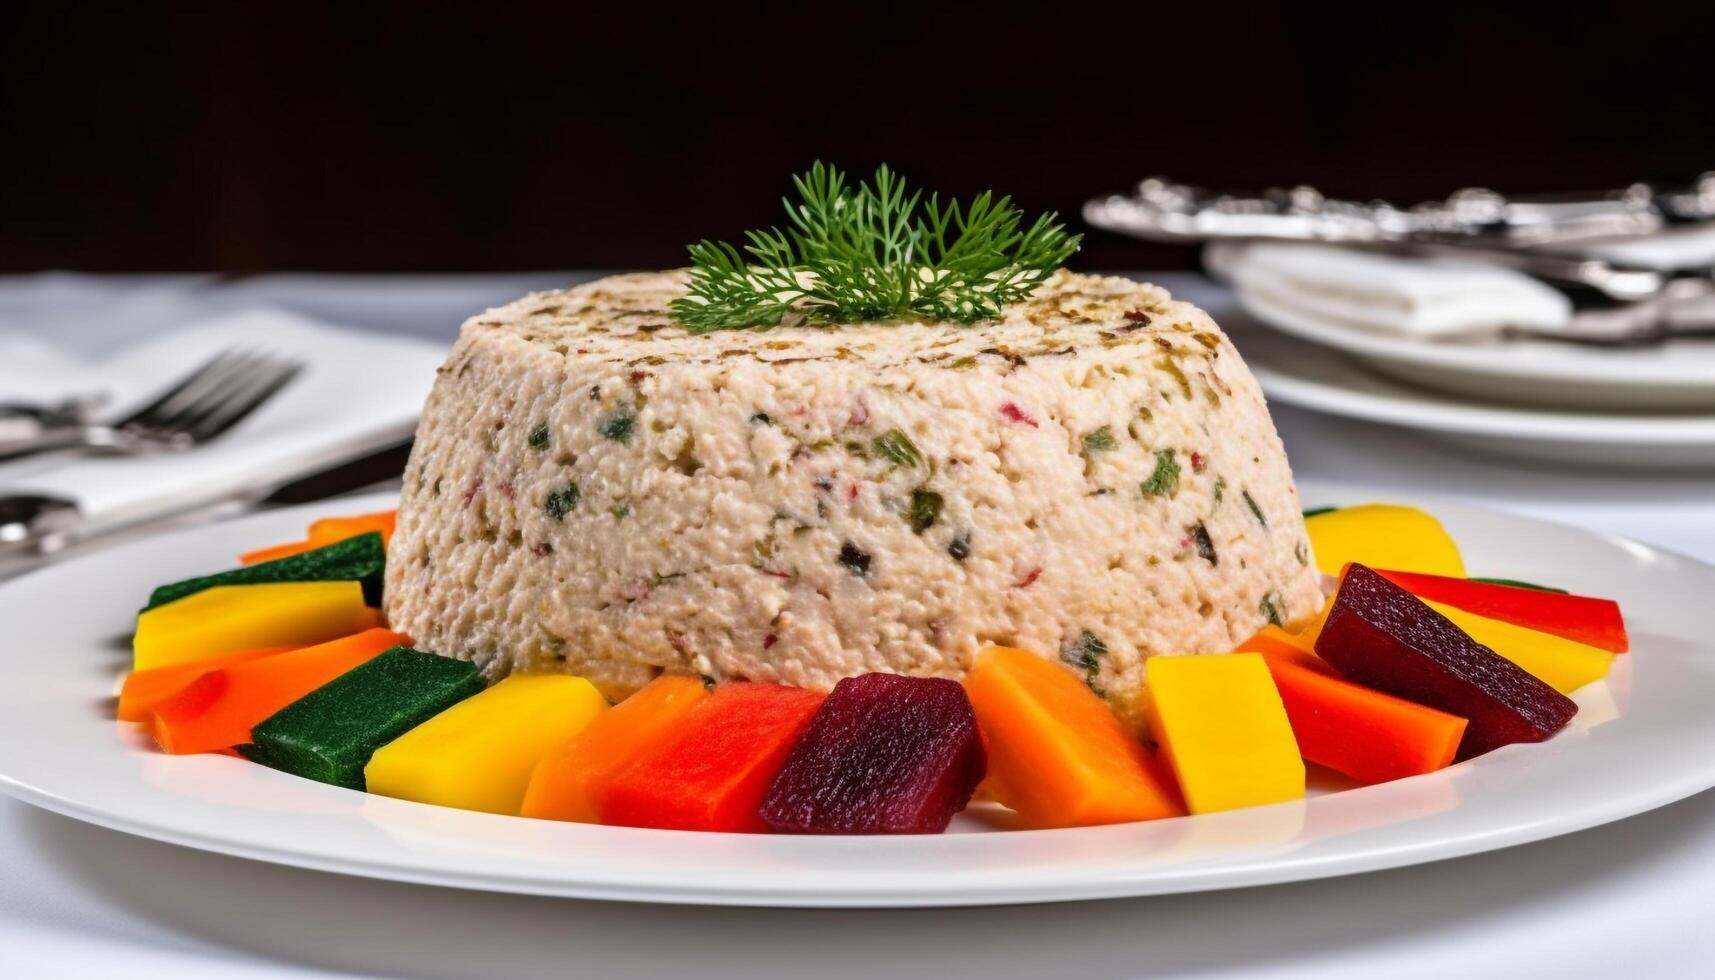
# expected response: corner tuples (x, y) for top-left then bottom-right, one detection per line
(142, 351), (275, 435)
(182, 357), (303, 443)
(116, 350), (250, 429)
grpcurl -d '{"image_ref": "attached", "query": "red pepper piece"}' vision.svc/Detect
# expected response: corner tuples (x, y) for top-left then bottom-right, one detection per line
(1374, 569), (1628, 653)
(1315, 565), (1577, 760)
(600, 682), (824, 833)
(1250, 644), (1468, 783)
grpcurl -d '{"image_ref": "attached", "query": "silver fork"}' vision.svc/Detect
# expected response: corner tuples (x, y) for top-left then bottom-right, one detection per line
(0, 350), (303, 463)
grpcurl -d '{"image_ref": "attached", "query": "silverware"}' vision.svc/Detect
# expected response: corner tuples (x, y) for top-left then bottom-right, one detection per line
(1085, 174), (1715, 250)
(0, 395), (105, 443)
(1084, 175), (1715, 303)
(0, 350), (302, 463)
(0, 435), (414, 575)
(1549, 277), (1715, 345)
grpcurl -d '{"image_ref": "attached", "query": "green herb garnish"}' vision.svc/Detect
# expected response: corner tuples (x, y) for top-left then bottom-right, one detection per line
(908, 488), (943, 534)
(1242, 489), (1268, 527)
(598, 405), (636, 445)
(527, 423), (550, 450)
(544, 483), (580, 520)
(873, 428), (924, 469)
(1190, 521), (1217, 565)
(1060, 630), (1108, 688)
(1082, 425), (1117, 454)
(1302, 506), (1338, 519)
(1142, 449), (1180, 497)
(672, 163), (1080, 331)
(1259, 591), (1284, 627)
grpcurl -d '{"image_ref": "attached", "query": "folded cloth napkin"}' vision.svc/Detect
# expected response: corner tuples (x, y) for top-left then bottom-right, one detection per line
(1212, 242), (1573, 339)
(0, 307), (446, 534)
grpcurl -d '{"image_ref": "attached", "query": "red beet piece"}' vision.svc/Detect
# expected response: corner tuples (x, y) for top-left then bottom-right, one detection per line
(1316, 564), (1578, 760)
(760, 673), (987, 835)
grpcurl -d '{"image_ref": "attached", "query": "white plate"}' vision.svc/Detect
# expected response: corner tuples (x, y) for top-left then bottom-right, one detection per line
(0, 489), (1711, 907)
(1237, 286), (1715, 411)
(1230, 317), (1715, 471)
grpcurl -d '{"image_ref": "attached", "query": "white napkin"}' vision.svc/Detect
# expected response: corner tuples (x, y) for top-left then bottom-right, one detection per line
(1213, 242), (1573, 339)
(0, 308), (446, 530)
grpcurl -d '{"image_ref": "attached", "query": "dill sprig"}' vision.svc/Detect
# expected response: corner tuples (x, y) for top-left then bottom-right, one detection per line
(672, 163), (1081, 332)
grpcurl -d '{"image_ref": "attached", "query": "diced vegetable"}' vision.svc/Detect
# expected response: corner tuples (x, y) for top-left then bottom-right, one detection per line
(760, 674), (985, 835)
(1423, 600), (1614, 694)
(1376, 569), (1628, 653)
(246, 647), (482, 790)
(133, 581), (380, 671)
(600, 682), (824, 833)
(239, 511), (398, 565)
(1145, 653), (1305, 814)
(1237, 624), (1315, 660)
(1304, 504), (1464, 578)
(149, 628), (407, 754)
(238, 540), (321, 566)
(365, 675), (608, 814)
(146, 532), (387, 611)
(1315, 565), (1577, 759)
(117, 645), (297, 722)
(964, 646), (1183, 828)
(521, 674), (709, 823)
(1240, 639), (1468, 783)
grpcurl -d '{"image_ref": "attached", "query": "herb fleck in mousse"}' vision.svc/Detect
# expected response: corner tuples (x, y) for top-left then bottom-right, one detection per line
(386, 168), (1321, 726)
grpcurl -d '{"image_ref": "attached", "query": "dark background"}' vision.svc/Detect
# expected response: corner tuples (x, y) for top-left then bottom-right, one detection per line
(3, 3), (1711, 274)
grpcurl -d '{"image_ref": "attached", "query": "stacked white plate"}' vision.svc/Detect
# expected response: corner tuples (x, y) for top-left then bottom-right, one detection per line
(1225, 287), (1715, 471)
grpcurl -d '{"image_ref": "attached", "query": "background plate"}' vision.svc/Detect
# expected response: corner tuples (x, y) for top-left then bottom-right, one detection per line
(1231, 320), (1715, 471)
(0, 487), (1712, 907)
(1237, 286), (1715, 412)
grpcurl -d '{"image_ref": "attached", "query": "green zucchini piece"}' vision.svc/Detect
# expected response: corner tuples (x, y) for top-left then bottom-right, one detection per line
(144, 531), (386, 612)
(242, 646), (482, 790)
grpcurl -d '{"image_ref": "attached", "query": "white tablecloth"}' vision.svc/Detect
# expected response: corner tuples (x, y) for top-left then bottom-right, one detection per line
(3, 273), (1711, 979)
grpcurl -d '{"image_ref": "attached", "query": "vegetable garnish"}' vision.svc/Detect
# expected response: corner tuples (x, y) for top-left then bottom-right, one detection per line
(1469, 576), (1569, 594)
(672, 163), (1081, 332)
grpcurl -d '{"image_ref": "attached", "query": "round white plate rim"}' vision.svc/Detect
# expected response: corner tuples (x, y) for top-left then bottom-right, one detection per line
(1228, 318), (1715, 445)
(1, 487), (1712, 907)
(1235, 285), (1715, 389)
(1250, 365), (1715, 443)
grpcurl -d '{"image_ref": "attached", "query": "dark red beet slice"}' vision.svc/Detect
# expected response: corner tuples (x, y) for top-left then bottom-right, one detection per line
(760, 673), (986, 834)
(1316, 564), (1578, 760)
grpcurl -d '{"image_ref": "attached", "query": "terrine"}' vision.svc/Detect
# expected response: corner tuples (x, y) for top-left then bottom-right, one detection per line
(386, 270), (1322, 722)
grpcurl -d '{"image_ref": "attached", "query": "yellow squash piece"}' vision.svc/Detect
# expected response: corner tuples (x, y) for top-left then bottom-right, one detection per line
(132, 581), (377, 671)
(1146, 653), (1305, 814)
(365, 674), (609, 815)
(1427, 600), (1614, 694)
(1305, 504), (1465, 579)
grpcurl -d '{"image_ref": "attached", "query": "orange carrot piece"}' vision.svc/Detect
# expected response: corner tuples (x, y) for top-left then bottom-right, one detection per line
(521, 674), (708, 822)
(1257, 649), (1468, 783)
(1237, 624), (1316, 661)
(149, 628), (407, 754)
(117, 645), (298, 722)
(964, 646), (1184, 828)
(599, 682), (823, 832)
(308, 511), (396, 548)
(240, 510), (397, 565)
(239, 539), (320, 565)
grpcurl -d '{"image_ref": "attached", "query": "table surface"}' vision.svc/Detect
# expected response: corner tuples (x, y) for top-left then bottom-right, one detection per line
(2, 272), (1711, 979)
